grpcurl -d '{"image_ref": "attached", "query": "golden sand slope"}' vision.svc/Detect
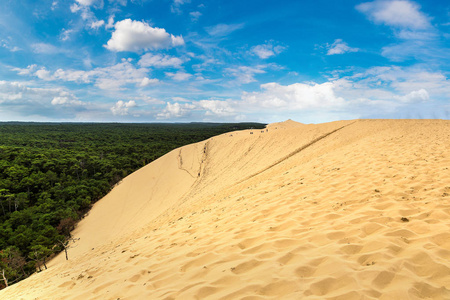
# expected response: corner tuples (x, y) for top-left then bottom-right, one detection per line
(1, 119), (450, 300)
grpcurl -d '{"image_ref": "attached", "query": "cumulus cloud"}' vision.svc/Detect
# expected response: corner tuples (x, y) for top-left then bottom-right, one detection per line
(51, 95), (84, 106)
(326, 39), (359, 55)
(157, 102), (195, 119)
(241, 82), (346, 110)
(356, 0), (430, 30)
(396, 89), (429, 103)
(139, 77), (159, 87)
(165, 71), (192, 81)
(110, 100), (136, 115)
(105, 19), (184, 52)
(232, 66), (446, 121)
(198, 100), (235, 116)
(138, 53), (184, 68)
(205, 23), (244, 37)
(35, 68), (53, 80)
(251, 43), (285, 59)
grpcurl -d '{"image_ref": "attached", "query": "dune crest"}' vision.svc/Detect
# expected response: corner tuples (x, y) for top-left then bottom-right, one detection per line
(266, 118), (305, 129)
(2, 119), (450, 299)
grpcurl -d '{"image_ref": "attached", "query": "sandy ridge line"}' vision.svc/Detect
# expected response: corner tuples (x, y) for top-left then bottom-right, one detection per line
(235, 120), (358, 185)
(177, 148), (197, 179)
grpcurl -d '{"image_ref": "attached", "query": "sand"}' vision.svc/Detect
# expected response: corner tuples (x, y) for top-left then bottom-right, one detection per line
(1, 119), (450, 299)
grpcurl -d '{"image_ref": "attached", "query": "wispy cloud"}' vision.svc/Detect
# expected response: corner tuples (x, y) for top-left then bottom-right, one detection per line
(138, 53), (184, 68)
(165, 71), (192, 81)
(356, 0), (431, 30)
(171, 0), (190, 14)
(0, 39), (21, 52)
(326, 39), (359, 55)
(225, 65), (267, 84)
(31, 43), (64, 54)
(190, 11), (202, 22)
(90, 20), (105, 29)
(110, 100), (136, 115)
(0, 80), (86, 120)
(13, 61), (156, 91)
(356, 0), (442, 62)
(205, 23), (244, 37)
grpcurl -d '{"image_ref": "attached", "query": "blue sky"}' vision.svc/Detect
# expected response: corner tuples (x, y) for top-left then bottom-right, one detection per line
(0, 0), (449, 123)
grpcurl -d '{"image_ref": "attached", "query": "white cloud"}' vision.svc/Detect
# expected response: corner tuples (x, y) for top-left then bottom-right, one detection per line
(190, 11), (202, 22)
(356, 1), (439, 62)
(356, 0), (431, 30)
(31, 43), (62, 54)
(51, 95), (84, 106)
(14, 61), (156, 91)
(157, 102), (195, 119)
(12, 65), (37, 76)
(198, 100), (235, 116)
(110, 100), (136, 115)
(352, 66), (450, 95)
(138, 53), (184, 68)
(171, 0), (190, 14)
(205, 23), (244, 37)
(90, 20), (105, 29)
(139, 77), (159, 87)
(75, 0), (101, 6)
(0, 81), (82, 108)
(396, 89), (429, 103)
(0, 81), (25, 102)
(251, 43), (285, 59)
(171, 96), (190, 102)
(70, 3), (81, 12)
(135, 95), (164, 104)
(111, 0), (127, 5)
(106, 15), (115, 29)
(35, 68), (53, 80)
(241, 82), (346, 110)
(105, 19), (184, 52)
(60, 29), (74, 41)
(1, 39), (21, 52)
(326, 39), (359, 55)
(165, 71), (192, 81)
(225, 65), (266, 84)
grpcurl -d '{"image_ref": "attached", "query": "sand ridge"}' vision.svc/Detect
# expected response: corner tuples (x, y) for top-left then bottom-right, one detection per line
(1, 119), (450, 299)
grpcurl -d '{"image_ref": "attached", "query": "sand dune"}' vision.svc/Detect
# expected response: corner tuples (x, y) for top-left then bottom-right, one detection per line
(2, 119), (450, 299)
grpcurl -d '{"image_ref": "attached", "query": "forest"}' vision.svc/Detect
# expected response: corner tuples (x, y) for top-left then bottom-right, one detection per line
(0, 122), (265, 288)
